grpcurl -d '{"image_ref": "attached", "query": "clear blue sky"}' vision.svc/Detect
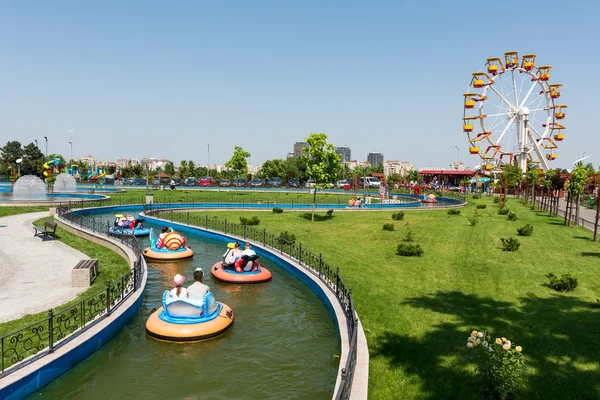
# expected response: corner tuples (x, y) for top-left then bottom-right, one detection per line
(0, 0), (597, 169)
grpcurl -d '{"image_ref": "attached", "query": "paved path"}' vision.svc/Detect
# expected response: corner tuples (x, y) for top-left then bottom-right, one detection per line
(0, 212), (86, 323)
(536, 197), (599, 232)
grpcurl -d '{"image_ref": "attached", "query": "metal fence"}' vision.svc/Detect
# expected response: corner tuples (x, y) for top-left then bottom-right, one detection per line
(144, 204), (358, 399)
(0, 206), (144, 377)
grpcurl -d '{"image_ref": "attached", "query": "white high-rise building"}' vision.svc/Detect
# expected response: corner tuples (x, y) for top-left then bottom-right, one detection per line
(384, 160), (414, 177)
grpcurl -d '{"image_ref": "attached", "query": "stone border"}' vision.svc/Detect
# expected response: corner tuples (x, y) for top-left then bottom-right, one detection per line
(0, 215), (148, 400)
(141, 212), (369, 400)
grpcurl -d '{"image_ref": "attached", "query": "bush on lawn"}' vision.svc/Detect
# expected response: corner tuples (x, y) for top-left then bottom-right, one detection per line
(476, 204), (487, 209)
(272, 207), (283, 213)
(545, 273), (578, 293)
(239, 216), (260, 226)
(507, 212), (518, 221)
(500, 237), (520, 252)
(448, 208), (461, 215)
(517, 224), (533, 236)
(498, 208), (510, 215)
(396, 243), (424, 257)
(383, 223), (395, 231)
(392, 211), (405, 221)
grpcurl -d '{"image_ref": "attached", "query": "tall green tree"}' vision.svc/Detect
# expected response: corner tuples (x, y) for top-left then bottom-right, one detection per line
(164, 161), (176, 176)
(258, 159), (285, 179)
(565, 165), (589, 227)
(187, 160), (196, 177)
(225, 146), (251, 193)
(302, 133), (341, 221)
(179, 160), (189, 179)
(497, 164), (522, 208)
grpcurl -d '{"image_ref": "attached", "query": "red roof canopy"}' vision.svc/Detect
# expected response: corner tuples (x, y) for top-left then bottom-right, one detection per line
(418, 170), (476, 176)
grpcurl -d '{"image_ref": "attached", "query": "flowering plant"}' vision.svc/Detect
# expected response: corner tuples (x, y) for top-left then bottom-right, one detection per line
(467, 330), (525, 399)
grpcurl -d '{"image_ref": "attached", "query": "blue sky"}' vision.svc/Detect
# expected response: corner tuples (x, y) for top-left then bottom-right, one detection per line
(0, 0), (597, 169)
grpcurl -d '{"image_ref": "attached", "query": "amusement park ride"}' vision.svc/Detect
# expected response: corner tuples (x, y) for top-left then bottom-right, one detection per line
(463, 51), (566, 173)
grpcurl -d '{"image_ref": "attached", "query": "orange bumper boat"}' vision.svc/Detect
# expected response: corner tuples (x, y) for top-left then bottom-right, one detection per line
(211, 261), (272, 284)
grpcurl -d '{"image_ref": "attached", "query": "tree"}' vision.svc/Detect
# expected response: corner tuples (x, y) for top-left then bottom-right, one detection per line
(565, 165), (589, 227)
(21, 143), (44, 176)
(187, 160), (196, 177)
(584, 163), (595, 174)
(406, 170), (418, 182)
(541, 169), (557, 215)
(258, 159), (285, 179)
(371, 164), (384, 173)
(225, 146), (251, 191)
(302, 133), (341, 221)
(179, 160), (188, 179)
(497, 164), (522, 208)
(165, 161), (175, 177)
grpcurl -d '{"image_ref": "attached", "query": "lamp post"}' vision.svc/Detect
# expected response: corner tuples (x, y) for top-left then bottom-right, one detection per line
(34, 139), (38, 147)
(143, 158), (156, 196)
(207, 144), (210, 179)
(44, 136), (48, 158)
(363, 166), (367, 199)
(16, 158), (23, 178)
(68, 141), (73, 176)
(156, 161), (164, 190)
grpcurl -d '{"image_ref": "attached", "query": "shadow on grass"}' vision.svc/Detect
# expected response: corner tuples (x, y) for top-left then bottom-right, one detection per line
(573, 236), (593, 241)
(300, 213), (334, 222)
(372, 291), (600, 400)
(580, 252), (600, 258)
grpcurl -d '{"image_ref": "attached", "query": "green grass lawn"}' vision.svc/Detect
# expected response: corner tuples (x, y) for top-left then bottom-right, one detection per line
(97, 187), (420, 207)
(0, 205), (49, 217)
(179, 197), (600, 399)
(0, 217), (130, 339)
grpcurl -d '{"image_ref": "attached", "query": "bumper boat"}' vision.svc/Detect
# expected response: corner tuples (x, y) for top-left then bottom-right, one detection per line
(109, 226), (151, 236)
(143, 228), (194, 261)
(421, 194), (438, 203)
(146, 291), (234, 342)
(211, 259), (272, 284)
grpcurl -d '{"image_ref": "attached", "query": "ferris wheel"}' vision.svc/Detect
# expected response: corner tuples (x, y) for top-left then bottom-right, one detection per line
(462, 51), (566, 172)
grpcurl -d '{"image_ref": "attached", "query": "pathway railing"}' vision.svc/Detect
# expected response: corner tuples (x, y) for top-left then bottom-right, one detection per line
(0, 205), (144, 377)
(144, 204), (358, 400)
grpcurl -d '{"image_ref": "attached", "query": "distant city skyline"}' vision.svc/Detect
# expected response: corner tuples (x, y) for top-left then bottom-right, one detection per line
(0, 2), (597, 170)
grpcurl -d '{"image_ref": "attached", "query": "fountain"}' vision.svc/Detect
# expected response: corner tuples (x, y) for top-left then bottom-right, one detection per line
(12, 175), (47, 199)
(54, 173), (77, 193)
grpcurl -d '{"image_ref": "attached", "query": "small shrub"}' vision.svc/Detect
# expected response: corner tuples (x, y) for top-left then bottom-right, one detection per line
(239, 216), (260, 226)
(272, 207), (283, 213)
(467, 210), (479, 226)
(278, 230), (296, 245)
(382, 223), (395, 231)
(448, 208), (461, 215)
(493, 197), (500, 204)
(403, 228), (414, 242)
(476, 204), (487, 209)
(517, 224), (533, 236)
(472, 194), (481, 199)
(467, 330), (525, 400)
(507, 212), (518, 221)
(500, 237), (520, 252)
(498, 208), (510, 215)
(396, 243), (424, 257)
(391, 211), (405, 221)
(546, 273), (578, 292)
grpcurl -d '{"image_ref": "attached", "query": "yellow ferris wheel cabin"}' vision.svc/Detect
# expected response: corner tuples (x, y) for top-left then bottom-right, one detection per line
(471, 72), (493, 88)
(548, 83), (562, 99)
(504, 51), (519, 68)
(554, 105), (567, 120)
(537, 66), (551, 81)
(546, 153), (557, 160)
(521, 54), (536, 71)
(486, 58), (504, 75)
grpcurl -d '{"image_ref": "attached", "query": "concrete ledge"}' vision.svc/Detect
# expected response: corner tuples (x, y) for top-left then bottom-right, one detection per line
(0, 216), (148, 400)
(141, 212), (369, 400)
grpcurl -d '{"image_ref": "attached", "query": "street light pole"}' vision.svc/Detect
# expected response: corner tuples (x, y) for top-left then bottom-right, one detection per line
(44, 136), (48, 158)
(69, 141), (73, 176)
(16, 158), (22, 178)
(207, 144), (210, 178)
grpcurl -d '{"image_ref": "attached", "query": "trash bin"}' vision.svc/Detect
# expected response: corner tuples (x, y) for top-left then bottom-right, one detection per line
(344, 184), (350, 191)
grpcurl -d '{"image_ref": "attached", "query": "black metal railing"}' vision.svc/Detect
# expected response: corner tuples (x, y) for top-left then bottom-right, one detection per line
(0, 207), (145, 377)
(144, 205), (358, 399)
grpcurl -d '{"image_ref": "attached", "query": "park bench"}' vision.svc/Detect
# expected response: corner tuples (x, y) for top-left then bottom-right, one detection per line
(326, 209), (334, 217)
(33, 220), (58, 241)
(72, 259), (99, 287)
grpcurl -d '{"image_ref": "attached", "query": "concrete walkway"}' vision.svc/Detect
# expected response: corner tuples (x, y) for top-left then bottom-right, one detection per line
(536, 197), (599, 232)
(0, 212), (87, 323)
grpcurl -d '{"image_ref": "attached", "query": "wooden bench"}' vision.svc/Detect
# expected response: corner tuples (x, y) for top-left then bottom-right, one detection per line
(72, 259), (99, 287)
(326, 209), (334, 217)
(33, 220), (58, 241)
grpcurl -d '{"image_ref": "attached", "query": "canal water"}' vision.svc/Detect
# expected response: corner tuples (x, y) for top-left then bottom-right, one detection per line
(31, 210), (339, 399)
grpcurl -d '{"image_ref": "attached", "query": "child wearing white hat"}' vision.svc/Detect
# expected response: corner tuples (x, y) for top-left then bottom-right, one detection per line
(170, 274), (188, 298)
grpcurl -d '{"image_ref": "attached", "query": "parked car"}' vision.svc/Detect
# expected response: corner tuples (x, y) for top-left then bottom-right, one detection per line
(185, 177), (198, 186)
(199, 176), (213, 186)
(336, 179), (350, 189)
(251, 179), (266, 187)
(268, 177), (282, 187)
(288, 179), (300, 188)
(172, 178), (182, 186)
(305, 180), (315, 188)
(232, 178), (247, 187)
(219, 179), (231, 187)
(359, 177), (381, 188)
(133, 178), (147, 186)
